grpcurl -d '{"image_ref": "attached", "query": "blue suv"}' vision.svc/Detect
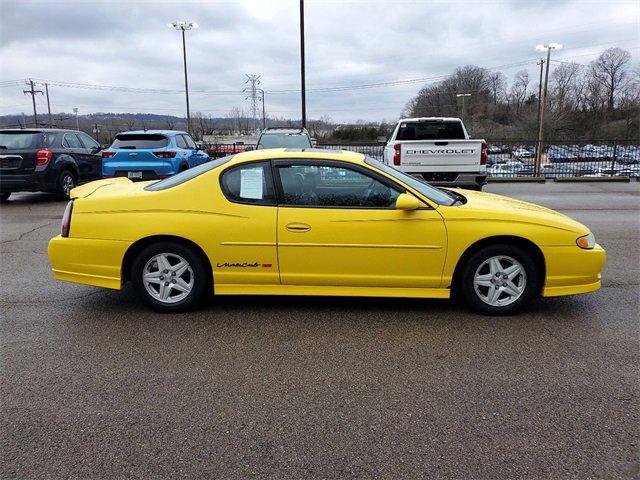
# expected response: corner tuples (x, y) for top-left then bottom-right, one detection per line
(102, 130), (210, 180)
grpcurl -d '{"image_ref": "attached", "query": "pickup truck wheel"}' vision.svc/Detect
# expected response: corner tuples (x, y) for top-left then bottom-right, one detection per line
(131, 241), (208, 312)
(55, 171), (76, 200)
(460, 244), (540, 316)
(0, 192), (11, 202)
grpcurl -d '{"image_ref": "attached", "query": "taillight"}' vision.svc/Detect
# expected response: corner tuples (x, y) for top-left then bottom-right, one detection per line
(36, 149), (53, 167)
(393, 143), (401, 166)
(480, 142), (488, 165)
(153, 151), (176, 158)
(61, 200), (73, 238)
(101, 150), (115, 158)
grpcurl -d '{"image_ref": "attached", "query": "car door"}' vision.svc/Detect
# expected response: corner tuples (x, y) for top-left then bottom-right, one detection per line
(274, 160), (447, 289)
(77, 133), (102, 180)
(182, 134), (207, 166)
(215, 160), (279, 286)
(62, 133), (88, 180)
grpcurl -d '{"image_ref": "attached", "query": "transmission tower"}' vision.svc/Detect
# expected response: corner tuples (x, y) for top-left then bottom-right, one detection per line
(244, 74), (261, 133)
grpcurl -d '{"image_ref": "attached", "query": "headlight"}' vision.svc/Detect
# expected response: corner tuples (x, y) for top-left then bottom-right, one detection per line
(576, 232), (595, 249)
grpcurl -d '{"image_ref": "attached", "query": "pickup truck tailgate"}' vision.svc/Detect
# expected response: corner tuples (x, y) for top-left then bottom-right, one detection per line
(399, 140), (485, 173)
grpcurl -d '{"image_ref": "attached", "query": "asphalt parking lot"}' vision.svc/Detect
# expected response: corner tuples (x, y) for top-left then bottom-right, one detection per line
(1, 182), (638, 479)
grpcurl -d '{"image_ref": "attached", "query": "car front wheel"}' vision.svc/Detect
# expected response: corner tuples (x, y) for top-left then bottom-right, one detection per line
(131, 241), (209, 312)
(0, 192), (11, 202)
(460, 244), (540, 315)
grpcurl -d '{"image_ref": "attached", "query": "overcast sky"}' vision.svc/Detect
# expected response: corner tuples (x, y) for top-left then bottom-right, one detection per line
(0, 0), (638, 122)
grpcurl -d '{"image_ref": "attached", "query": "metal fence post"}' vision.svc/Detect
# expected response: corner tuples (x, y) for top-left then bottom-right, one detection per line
(610, 139), (617, 176)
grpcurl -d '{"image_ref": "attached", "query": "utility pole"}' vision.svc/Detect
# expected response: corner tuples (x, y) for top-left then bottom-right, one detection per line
(23, 80), (43, 127)
(92, 122), (102, 143)
(73, 108), (79, 130)
(244, 74), (261, 133)
(534, 59), (545, 176)
(534, 43), (562, 176)
(456, 93), (471, 123)
(257, 88), (267, 130)
(299, 0), (306, 128)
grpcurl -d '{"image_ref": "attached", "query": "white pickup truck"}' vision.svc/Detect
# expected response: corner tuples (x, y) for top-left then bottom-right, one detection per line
(381, 117), (487, 190)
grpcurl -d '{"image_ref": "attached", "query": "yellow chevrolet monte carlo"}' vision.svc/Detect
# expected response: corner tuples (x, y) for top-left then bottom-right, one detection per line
(47, 148), (606, 315)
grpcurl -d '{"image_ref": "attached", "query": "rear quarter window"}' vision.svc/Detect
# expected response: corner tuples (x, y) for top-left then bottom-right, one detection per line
(112, 134), (169, 149)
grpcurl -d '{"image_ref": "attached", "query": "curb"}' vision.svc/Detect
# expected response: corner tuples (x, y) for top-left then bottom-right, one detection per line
(487, 176), (546, 183)
(554, 176), (631, 183)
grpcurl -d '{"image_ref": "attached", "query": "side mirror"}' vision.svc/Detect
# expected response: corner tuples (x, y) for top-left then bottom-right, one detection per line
(377, 136), (388, 144)
(395, 193), (424, 210)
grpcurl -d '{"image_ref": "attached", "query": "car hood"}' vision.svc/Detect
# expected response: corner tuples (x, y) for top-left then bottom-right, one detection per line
(443, 188), (589, 234)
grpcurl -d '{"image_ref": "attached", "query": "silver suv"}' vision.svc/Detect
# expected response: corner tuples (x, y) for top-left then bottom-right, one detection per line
(256, 128), (313, 149)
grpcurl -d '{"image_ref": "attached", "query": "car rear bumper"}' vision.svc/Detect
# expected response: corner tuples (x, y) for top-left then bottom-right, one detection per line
(419, 173), (487, 188)
(104, 171), (171, 181)
(48, 235), (130, 289)
(541, 243), (606, 297)
(0, 172), (55, 193)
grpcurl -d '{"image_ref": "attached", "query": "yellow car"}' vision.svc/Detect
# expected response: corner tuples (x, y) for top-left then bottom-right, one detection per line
(48, 149), (606, 315)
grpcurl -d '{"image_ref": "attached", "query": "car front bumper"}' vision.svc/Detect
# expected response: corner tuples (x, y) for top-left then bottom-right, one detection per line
(541, 243), (606, 297)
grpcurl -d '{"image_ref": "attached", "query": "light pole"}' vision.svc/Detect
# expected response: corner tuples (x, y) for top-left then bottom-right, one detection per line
(257, 88), (267, 130)
(168, 20), (198, 134)
(456, 93), (471, 122)
(299, 0), (306, 128)
(73, 108), (79, 130)
(36, 82), (52, 126)
(534, 42), (562, 175)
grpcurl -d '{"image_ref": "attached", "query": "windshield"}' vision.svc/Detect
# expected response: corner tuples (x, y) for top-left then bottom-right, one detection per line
(257, 133), (312, 149)
(112, 134), (168, 150)
(0, 131), (46, 149)
(364, 156), (456, 206)
(395, 120), (465, 141)
(145, 155), (235, 191)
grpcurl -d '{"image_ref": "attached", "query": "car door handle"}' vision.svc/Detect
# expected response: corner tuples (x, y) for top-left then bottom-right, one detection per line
(285, 222), (311, 233)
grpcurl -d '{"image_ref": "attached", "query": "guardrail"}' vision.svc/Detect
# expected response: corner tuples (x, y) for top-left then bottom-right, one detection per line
(204, 140), (640, 178)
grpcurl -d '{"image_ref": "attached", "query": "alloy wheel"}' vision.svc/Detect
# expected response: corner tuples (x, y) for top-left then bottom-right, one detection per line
(143, 253), (194, 304)
(473, 255), (527, 307)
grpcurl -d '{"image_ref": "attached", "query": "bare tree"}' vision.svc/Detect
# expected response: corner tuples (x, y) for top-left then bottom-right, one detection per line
(489, 72), (507, 105)
(508, 70), (530, 114)
(590, 47), (632, 110)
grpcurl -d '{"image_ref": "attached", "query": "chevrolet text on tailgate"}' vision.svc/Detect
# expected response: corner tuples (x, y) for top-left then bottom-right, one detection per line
(382, 117), (488, 190)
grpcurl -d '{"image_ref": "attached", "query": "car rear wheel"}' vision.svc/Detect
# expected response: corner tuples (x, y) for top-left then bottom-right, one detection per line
(460, 244), (540, 315)
(0, 192), (10, 202)
(56, 170), (76, 200)
(131, 241), (208, 312)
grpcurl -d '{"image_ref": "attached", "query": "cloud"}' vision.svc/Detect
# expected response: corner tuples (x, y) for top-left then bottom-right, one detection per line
(0, 0), (637, 122)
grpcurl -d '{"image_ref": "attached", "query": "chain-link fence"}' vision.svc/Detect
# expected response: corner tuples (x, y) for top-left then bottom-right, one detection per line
(205, 140), (640, 178)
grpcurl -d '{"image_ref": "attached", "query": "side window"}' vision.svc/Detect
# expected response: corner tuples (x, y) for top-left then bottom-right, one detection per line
(78, 133), (99, 150)
(277, 163), (401, 208)
(183, 135), (197, 149)
(220, 161), (276, 206)
(175, 135), (188, 149)
(63, 134), (83, 149)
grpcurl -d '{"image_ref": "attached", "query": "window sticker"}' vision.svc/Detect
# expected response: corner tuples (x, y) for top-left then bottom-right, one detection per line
(240, 167), (264, 199)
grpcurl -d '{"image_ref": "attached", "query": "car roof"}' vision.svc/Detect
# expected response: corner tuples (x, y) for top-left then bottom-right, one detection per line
(398, 117), (463, 123)
(260, 128), (309, 134)
(226, 148), (365, 165)
(117, 130), (187, 136)
(0, 128), (81, 133)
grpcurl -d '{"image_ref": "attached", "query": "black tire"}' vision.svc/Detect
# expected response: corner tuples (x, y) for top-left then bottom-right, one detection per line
(55, 170), (76, 200)
(131, 241), (209, 312)
(179, 163), (188, 172)
(460, 244), (540, 316)
(0, 192), (10, 202)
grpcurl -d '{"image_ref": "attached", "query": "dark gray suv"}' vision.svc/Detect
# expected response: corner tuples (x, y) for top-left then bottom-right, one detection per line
(256, 128), (313, 149)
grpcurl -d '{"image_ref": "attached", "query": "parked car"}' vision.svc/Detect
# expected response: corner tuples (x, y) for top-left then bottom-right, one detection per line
(486, 154), (506, 166)
(548, 146), (578, 163)
(381, 117), (487, 190)
(0, 128), (102, 201)
(512, 147), (535, 159)
(102, 130), (209, 181)
(256, 128), (313, 149)
(48, 149), (605, 316)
